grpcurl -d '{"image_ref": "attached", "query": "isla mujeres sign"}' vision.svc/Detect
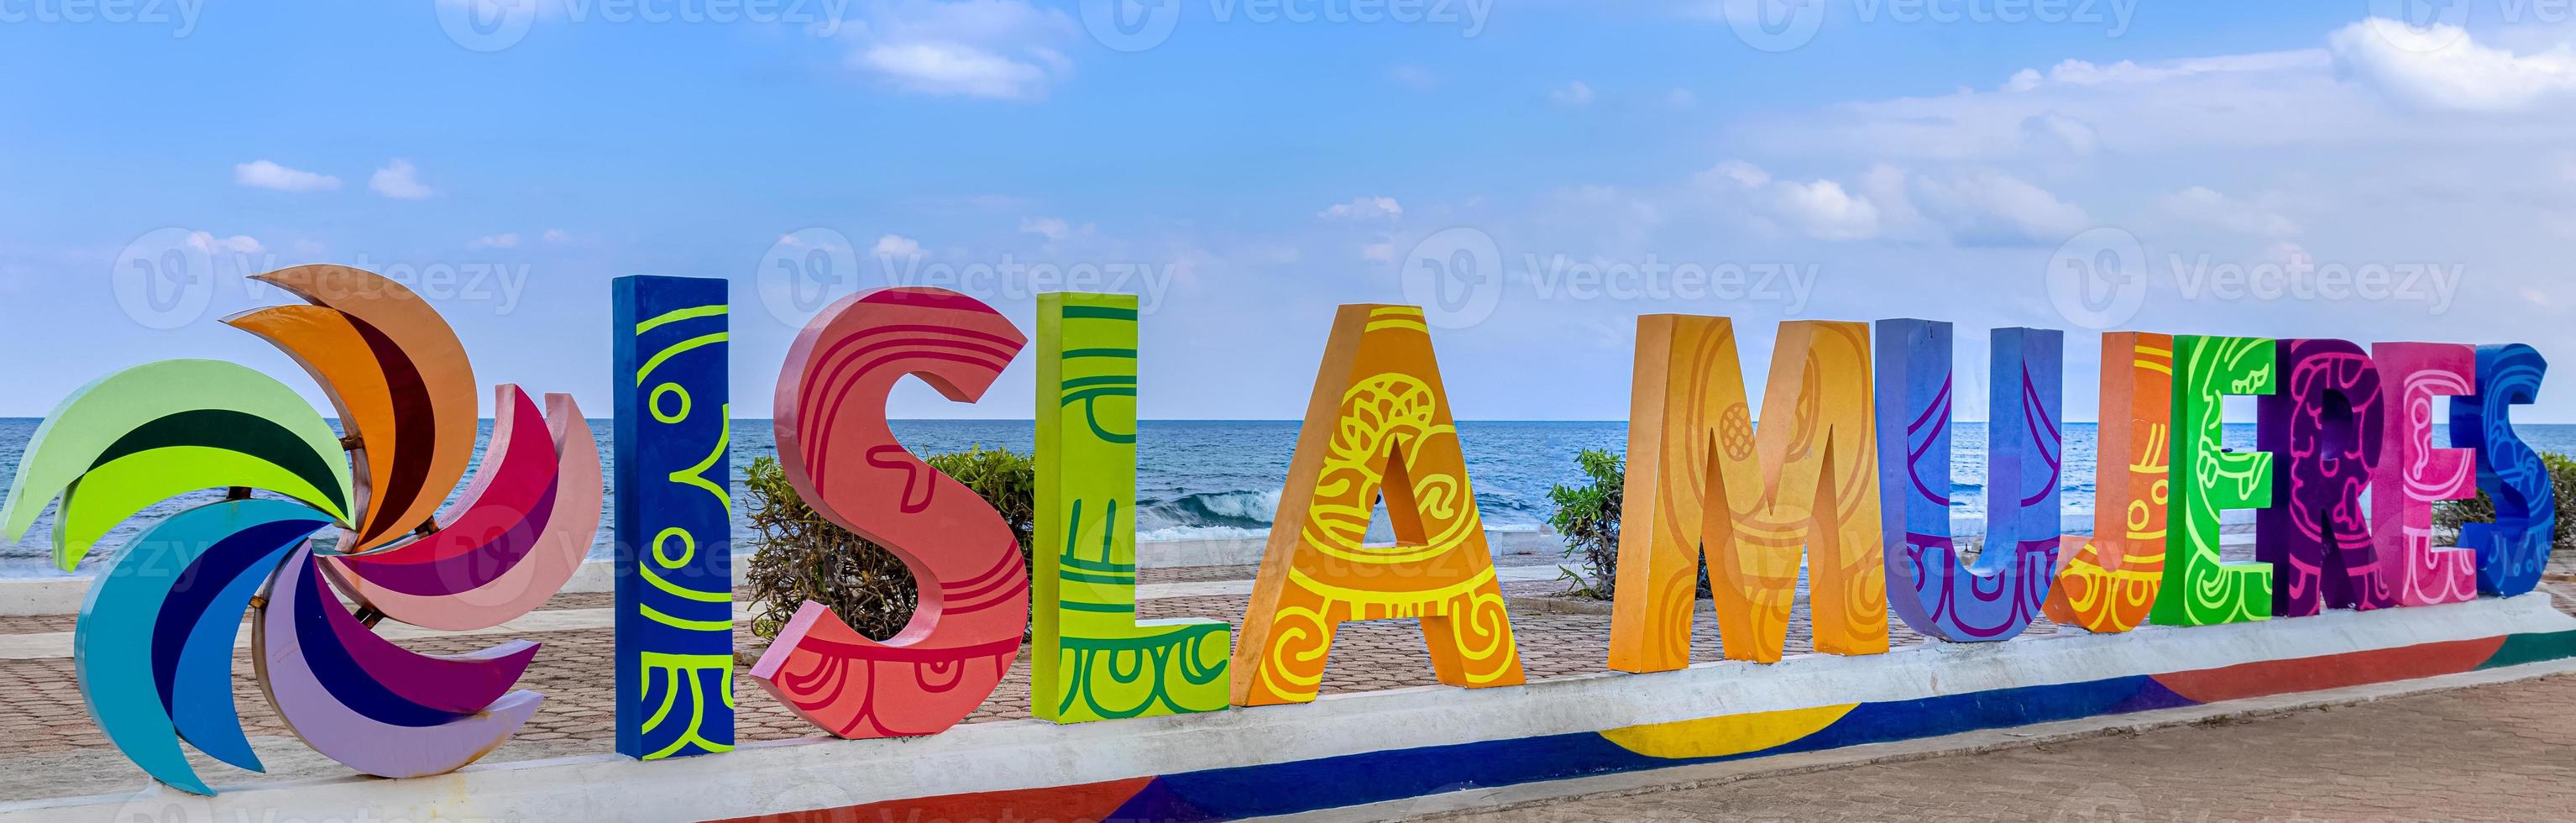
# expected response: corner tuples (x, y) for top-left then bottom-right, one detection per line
(2, 267), (2562, 811)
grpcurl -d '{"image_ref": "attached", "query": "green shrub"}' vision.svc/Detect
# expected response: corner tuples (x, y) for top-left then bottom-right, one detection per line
(1544, 448), (1719, 601)
(744, 447), (1037, 642)
(1545, 449), (1625, 600)
(2434, 450), (2576, 558)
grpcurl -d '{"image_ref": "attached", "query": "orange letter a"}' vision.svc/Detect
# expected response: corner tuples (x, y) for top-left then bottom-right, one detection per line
(1232, 305), (1526, 706)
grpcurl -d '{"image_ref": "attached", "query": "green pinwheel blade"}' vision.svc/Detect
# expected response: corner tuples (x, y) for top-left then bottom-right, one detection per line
(0, 359), (352, 570)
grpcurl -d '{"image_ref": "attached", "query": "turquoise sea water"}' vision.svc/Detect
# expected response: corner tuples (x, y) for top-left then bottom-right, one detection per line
(3, 419), (2571, 576)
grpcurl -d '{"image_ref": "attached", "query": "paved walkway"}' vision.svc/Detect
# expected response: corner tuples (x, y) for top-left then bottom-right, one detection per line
(1437, 672), (2576, 823)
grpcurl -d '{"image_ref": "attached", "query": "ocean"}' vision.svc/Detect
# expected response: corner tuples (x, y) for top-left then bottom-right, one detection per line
(5, 419), (2573, 576)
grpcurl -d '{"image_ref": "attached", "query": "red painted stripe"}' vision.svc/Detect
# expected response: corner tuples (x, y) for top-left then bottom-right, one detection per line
(704, 777), (1154, 823)
(2150, 635), (2507, 704)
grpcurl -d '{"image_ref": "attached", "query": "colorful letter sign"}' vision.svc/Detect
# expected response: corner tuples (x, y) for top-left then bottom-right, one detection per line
(2256, 339), (2393, 616)
(2455, 343), (2556, 596)
(2156, 335), (2276, 626)
(3, 266), (584, 794)
(614, 275), (737, 760)
(2373, 343), (2480, 607)
(1609, 317), (1887, 669)
(1233, 305), (1524, 705)
(1034, 293), (1233, 723)
(1874, 321), (2063, 642)
(752, 287), (1032, 738)
(2045, 332), (2173, 634)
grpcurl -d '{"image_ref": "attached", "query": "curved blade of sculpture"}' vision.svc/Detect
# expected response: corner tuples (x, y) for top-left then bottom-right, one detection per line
(225, 265), (479, 552)
(324, 389), (601, 632)
(256, 545), (544, 779)
(76, 500), (332, 796)
(0, 359), (351, 570)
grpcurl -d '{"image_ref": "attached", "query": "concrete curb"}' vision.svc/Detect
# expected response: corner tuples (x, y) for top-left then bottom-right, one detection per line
(1, 592), (2559, 822)
(1290, 658), (2576, 822)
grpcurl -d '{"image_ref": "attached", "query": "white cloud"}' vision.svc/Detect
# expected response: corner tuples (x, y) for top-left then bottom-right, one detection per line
(1361, 241), (1397, 263)
(369, 160), (435, 200)
(2160, 186), (2300, 237)
(1700, 161), (1878, 240)
(1019, 216), (1071, 240)
(1319, 196), (1404, 222)
(2328, 18), (2576, 113)
(1772, 179), (1882, 241)
(872, 233), (922, 257)
(186, 232), (263, 254)
(233, 160), (341, 193)
(1667, 88), (1699, 108)
(1550, 81), (1595, 107)
(1912, 170), (2090, 245)
(469, 233), (521, 249)
(2018, 111), (2101, 156)
(844, 0), (1077, 100)
(1743, 49), (2356, 160)
(1390, 64), (1438, 92)
(1702, 160), (1771, 189)
(542, 228), (570, 244)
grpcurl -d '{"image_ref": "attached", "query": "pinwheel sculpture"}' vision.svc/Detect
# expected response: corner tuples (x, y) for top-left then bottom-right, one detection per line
(0, 266), (599, 795)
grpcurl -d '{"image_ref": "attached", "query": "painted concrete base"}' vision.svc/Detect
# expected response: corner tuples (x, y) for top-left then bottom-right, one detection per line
(1296, 656), (2576, 823)
(4, 592), (2565, 823)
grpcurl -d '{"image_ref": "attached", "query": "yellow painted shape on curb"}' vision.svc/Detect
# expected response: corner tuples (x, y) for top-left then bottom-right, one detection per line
(1600, 703), (1860, 760)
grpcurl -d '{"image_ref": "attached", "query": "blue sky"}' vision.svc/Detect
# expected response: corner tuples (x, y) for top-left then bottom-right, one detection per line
(3, 2), (2572, 422)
